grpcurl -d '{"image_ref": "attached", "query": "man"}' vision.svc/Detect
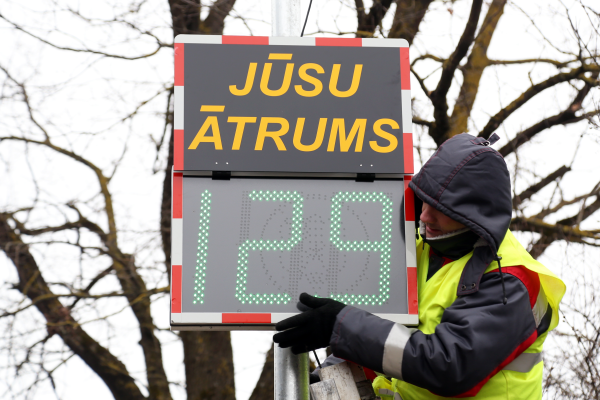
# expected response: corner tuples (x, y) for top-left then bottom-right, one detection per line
(273, 133), (565, 399)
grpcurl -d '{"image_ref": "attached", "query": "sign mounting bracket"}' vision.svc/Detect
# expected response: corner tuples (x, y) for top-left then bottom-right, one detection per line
(356, 173), (375, 182)
(212, 171), (231, 180)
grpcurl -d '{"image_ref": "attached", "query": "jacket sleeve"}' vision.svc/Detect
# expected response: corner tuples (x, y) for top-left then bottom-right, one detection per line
(329, 272), (538, 397)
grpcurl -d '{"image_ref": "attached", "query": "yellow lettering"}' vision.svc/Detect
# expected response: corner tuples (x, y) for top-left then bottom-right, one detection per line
(269, 53), (293, 60)
(260, 63), (294, 96)
(228, 116), (257, 150)
(295, 63), (324, 97)
(327, 119), (367, 152)
(370, 119), (399, 153)
(293, 118), (327, 152)
(329, 64), (363, 98)
(188, 116), (222, 150)
(255, 117), (289, 150)
(200, 105), (225, 112)
(229, 63), (257, 96)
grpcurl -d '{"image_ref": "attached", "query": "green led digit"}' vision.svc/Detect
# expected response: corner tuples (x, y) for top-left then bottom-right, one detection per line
(330, 191), (393, 306)
(236, 190), (304, 305)
(193, 190), (212, 304)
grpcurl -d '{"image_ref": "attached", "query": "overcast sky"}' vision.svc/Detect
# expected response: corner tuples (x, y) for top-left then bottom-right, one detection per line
(0, 0), (598, 399)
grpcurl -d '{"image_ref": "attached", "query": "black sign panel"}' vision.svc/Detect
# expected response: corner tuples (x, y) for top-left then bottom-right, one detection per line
(170, 36), (418, 330)
(180, 176), (407, 314)
(175, 37), (411, 174)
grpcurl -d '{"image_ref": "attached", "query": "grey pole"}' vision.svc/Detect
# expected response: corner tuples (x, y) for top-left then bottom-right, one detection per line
(272, 0), (301, 37)
(272, 1), (309, 399)
(275, 344), (310, 400)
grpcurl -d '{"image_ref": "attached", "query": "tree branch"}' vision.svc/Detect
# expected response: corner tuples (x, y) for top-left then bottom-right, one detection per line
(500, 111), (599, 157)
(0, 135), (119, 247)
(513, 165), (571, 207)
(169, 0), (201, 36)
(355, 0), (394, 38)
(411, 53), (446, 66)
(413, 116), (433, 128)
(536, 191), (598, 220)
(355, 0), (367, 29)
(68, 264), (115, 309)
(429, 0), (483, 145)
(512, 186), (600, 258)
(558, 192), (600, 227)
(478, 65), (599, 139)
(0, 69), (173, 399)
(410, 66), (432, 98)
(202, 0), (238, 34)
(388, 0), (434, 44)
(0, 213), (145, 400)
(448, 0), (507, 138)
(512, 217), (600, 241)
(1, 286), (168, 319)
(9, 205), (108, 245)
(512, 215), (600, 258)
(498, 72), (600, 156)
(0, 12), (165, 60)
(487, 57), (589, 68)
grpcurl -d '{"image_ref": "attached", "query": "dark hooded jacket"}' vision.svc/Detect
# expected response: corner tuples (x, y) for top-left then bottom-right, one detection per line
(317, 133), (551, 397)
(410, 133), (512, 298)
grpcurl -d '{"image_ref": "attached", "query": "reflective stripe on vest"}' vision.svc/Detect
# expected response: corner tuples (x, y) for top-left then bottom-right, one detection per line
(502, 352), (543, 373)
(379, 389), (403, 400)
(376, 230), (566, 400)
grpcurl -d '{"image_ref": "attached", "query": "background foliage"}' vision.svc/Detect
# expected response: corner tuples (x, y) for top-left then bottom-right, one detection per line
(0, 0), (598, 399)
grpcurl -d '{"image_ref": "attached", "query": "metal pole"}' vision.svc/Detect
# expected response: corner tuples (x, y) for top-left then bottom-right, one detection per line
(272, 0), (301, 37)
(275, 344), (310, 400)
(272, 1), (308, 399)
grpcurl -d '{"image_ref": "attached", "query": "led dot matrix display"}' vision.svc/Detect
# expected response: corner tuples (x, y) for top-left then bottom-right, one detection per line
(329, 192), (392, 305)
(180, 177), (408, 315)
(193, 190), (211, 304)
(236, 190), (303, 305)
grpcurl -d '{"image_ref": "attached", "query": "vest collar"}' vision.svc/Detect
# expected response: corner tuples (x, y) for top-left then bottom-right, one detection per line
(420, 221), (480, 260)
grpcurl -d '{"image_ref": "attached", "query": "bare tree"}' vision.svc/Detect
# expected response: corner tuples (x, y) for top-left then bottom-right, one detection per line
(1, 1), (240, 398)
(0, 0), (598, 399)
(357, 1), (600, 396)
(542, 244), (600, 399)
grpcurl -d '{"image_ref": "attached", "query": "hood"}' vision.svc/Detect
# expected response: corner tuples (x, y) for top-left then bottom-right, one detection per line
(409, 133), (511, 254)
(408, 133), (512, 298)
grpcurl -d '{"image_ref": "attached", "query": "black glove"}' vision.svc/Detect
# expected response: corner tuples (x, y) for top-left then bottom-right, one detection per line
(273, 293), (346, 354)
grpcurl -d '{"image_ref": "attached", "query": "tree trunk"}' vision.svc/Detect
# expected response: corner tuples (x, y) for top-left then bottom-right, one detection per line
(165, 2), (239, 398)
(388, 0), (434, 43)
(182, 331), (237, 400)
(249, 343), (275, 400)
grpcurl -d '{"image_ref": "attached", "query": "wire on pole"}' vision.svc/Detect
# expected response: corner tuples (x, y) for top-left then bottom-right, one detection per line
(300, 0), (313, 37)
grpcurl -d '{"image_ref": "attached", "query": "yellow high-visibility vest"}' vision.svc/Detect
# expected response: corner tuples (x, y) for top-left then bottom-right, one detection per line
(373, 230), (565, 399)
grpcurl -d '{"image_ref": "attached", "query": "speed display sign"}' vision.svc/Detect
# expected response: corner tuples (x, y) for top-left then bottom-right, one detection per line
(170, 35), (418, 330)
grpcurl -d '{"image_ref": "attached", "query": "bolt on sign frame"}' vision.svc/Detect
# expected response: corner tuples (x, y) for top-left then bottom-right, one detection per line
(170, 35), (418, 330)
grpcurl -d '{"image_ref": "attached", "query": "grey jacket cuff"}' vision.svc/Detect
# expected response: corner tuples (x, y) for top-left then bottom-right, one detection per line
(329, 306), (413, 374)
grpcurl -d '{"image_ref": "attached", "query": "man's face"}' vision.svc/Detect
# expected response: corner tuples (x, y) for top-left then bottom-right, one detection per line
(421, 203), (466, 238)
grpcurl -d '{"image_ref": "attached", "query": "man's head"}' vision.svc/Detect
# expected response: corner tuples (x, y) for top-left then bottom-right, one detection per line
(420, 202), (466, 238)
(408, 133), (512, 253)
(408, 133), (512, 296)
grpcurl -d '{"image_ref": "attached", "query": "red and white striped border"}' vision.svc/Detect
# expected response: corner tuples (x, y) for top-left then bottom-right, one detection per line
(171, 35), (418, 326)
(173, 35), (413, 174)
(171, 171), (183, 314)
(404, 176), (418, 316)
(170, 171), (419, 325)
